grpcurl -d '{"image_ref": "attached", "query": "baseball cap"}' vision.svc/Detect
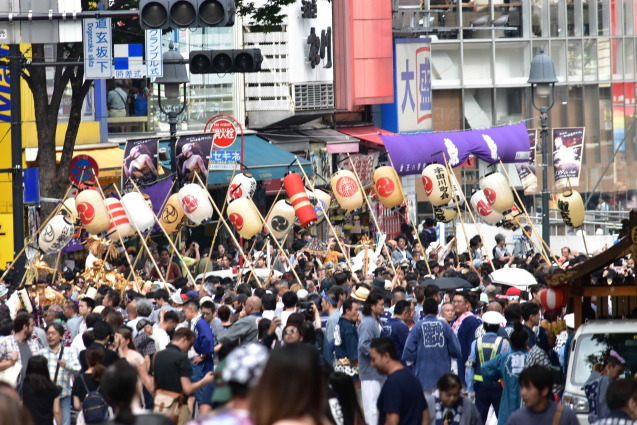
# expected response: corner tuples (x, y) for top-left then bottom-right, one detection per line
(505, 287), (522, 299)
(136, 319), (154, 332)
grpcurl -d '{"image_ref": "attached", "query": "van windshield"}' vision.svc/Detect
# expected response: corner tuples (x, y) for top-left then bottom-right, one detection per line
(572, 333), (637, 386)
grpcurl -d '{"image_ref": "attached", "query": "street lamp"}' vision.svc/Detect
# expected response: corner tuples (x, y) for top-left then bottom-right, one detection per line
(528, 47), (557, 254)
(155, 41), (189, 176)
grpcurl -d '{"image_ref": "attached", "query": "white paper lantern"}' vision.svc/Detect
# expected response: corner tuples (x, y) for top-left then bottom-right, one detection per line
(373, 166), (404, 209)
(267, 200), (296, 240)
(433, 206), (457, 223)
(481, 172), (515, 213)
(227, 198), (263, 239)
(501, 204), (523, 230)
(105, 198), (135, 241)
(557, 189), (585, 228)
(421, 164), (452, 207)
(227, 173), (257, 202)
(160, 194), (187, 234)
(38, 215), (75, 254)
(121, 192), (155, 232)
(178, 184), (214, 225)
(75, 189), (110, 235)
(60, 198), (79, 225)
(447, 173), (465, 208)
(330, 170), (363, 212)
(470, 190), (504, 225)
(308, 189), (332, 224)
(16, 288), (32, 313)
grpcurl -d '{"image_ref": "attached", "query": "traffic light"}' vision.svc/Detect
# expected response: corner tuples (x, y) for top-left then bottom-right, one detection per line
(189, 49), (263, 73)
(139, 0), (235, 29)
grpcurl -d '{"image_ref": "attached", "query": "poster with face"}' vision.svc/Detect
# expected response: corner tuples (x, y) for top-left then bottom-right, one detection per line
(121, 138), (160, 189)
(553, 128), (585, 189)
(176, 133), (214, 184)
(515, 130), (538, 195)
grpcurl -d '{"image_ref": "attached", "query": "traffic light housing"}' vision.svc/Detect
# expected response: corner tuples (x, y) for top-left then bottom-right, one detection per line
(189, 49), (263, 73)
(139, 0), (235, 29)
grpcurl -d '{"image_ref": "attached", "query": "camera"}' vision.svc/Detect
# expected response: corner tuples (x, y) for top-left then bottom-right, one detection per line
(299, 301), (312, 310)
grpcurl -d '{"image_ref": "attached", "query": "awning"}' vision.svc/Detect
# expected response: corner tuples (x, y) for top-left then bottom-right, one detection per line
(207, 135), (314, 185)
(337, 126), (394, 147)
(54, 145), (123, 180)
(258, 131), (311, 153)
(299, 128), (359, 154)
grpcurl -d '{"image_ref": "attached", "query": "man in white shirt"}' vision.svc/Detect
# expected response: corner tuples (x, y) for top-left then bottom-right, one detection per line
(152, 310), (180, 351)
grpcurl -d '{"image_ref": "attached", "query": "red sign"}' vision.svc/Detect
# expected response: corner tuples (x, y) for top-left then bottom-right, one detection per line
(211, 119), (237, 148)
(69, 155), (99, 185)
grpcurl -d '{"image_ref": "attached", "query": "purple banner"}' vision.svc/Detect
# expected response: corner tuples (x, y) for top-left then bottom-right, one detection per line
(139, 176), (174, 233)
(380, 122), (531, 176)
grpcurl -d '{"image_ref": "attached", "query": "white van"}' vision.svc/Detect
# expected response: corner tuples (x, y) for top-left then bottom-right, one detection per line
(561, 319), (637, 425)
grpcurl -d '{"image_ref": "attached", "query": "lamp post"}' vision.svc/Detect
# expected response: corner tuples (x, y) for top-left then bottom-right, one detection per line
(155, 42), (189, 177)
(528, 48), (558, 252)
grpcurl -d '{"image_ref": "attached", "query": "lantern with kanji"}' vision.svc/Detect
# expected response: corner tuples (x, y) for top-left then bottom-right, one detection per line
(121, 192), (155, 233)
(60, 198), (80, 226)
(178, 184), (214, 225)
(421, 164), (452, 207)
(448, 173), (465, 208)
(160, 194), (186, 234)
(500, 204), (522, 231)
(557, 189), (585, 228)
(38, 215), (75, 254)
(539, 286), (567, 311)
(227, 198), (263, 239)
(284, 173), (317, 226)
(75, 188), (110, 235)
(309, 188), (332, 224)
(470, 190), (504, 225)
(433, 206), (457, 223)
(267, 200), (296, 240)
(227, 173), (257, 202)
(481, 172), (514, 213)
(373, 166), (404, 209)
(105, 198), (135, 241)
(330, 170), (363, 213)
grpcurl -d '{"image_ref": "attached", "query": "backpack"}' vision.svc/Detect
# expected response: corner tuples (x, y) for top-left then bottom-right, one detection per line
(80, 374), (109, 424)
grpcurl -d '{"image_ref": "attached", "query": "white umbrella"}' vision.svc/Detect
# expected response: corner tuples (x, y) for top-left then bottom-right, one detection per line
(489, 267), (537, 288)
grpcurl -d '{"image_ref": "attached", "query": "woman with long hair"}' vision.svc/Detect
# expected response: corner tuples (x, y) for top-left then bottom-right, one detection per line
(251, 344), (330, 425)
(123, 144), (158, 180)
(21, 355), (62, 425)
(101, 360), (171, 425)
(113, 328), (154, 405)
(72, 345), (107, 425)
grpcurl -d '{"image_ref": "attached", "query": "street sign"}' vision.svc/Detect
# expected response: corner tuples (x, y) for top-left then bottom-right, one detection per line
(145, 29), (163, 78)
(211, 119), (237, 148)
(114, 44), (145, 79)
(83, 17), (113, 79)
(69, 155), (99, 185)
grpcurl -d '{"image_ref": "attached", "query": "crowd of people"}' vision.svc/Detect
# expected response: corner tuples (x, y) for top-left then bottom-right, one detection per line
(0, 219), (636, 425)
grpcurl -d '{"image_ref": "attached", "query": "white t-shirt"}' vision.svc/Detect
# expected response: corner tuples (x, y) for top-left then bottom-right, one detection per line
(151, 326), (170, 352)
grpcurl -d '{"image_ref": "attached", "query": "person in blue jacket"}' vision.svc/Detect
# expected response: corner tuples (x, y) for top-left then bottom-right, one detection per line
(181, 300), (216, 415)
(403, 298), (461, 392)
(451, 292), (482, 388)
(481, 322), (529, 425)
(333, 298), (361, 378)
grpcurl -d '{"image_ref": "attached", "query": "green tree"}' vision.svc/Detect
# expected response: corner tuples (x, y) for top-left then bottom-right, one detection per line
(22, 0), (295, 217)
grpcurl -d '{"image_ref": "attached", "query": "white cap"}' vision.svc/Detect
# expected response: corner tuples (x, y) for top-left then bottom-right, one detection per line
(482, 311), (505, 325)
(296, 289), (309, 300)
(564, 313), (575, 329)
(171, 290), (184, 305)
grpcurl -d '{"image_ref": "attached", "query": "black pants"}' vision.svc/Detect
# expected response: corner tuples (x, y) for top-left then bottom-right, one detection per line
(475, 381), (503, 423)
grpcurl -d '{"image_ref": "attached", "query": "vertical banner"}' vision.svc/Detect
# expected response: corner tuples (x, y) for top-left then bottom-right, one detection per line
(553, 128), (585, 189)
(515, 129), (538, 195)
(121, 138), (160, 189)
(338, 152), (379, 186)
(176, 133), (214, 184)
(83, 18), (113, 79)
(145, 29), (163, 78)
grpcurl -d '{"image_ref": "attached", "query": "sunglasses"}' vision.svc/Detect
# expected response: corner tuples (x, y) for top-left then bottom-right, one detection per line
(284, 328), (299, 336)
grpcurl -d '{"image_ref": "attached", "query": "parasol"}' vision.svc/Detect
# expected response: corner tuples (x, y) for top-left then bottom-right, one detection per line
(489, 267), (537, 289)
(426, 276), (473, 290)
(302, 238), (329, 257)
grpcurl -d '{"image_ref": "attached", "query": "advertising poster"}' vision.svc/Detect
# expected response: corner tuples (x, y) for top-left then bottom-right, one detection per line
(515, 129), (538, 195)
(176, 133), (214, 184)
(121, 137), (160, 189)
(553, 128), (585, 189)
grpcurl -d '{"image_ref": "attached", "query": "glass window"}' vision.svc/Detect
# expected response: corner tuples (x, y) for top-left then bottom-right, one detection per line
(568, 40), (583, 81)
(583, 0), (595, 36)
(531, 0), (548, 37)
(625, 39), (635, 79)
(600, 86), (613, 160)
(550, 40), (567, 81)
(432, 89), (463, 131)
(584, 39), (598, 81)
(495, 87), (526, 125)
(625, 0), (634, 35)
(495, 42), (530, 84)
(583, 86), (601, 164)
(567, 0), (579, 36)
(549, 0), (566, 37)
(431, 44), (461, 88)
(462, 6), (492, 40)
(598, 0), (610, 35)
(612, 39), (624, 80)
(462, 43), (493, 85)
(598, 38), (612, 80)
(611, 0), (623, 35)
(571, 333), (637, 386)
(463, 88), (493, 129)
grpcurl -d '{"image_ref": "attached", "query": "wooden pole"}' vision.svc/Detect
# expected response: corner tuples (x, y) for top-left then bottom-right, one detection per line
(441, 159), (473, 264)
(193, 173), (263, 286)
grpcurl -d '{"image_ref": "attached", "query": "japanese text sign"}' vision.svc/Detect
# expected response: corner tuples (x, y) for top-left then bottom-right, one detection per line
(83, 18), (113, 79)
(395, 39), (432, 133)
(145, 30), (163, 78)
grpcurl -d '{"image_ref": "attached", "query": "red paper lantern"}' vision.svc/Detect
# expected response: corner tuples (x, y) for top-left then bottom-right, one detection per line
(539, 287), (567, 311)
(283, 173), (317, 227)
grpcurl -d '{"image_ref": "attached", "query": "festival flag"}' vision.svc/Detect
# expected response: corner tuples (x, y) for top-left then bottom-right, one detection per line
(515, 129), (538, 195)
(553, 128), (585, 190)
(121, 137), (160, 190)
